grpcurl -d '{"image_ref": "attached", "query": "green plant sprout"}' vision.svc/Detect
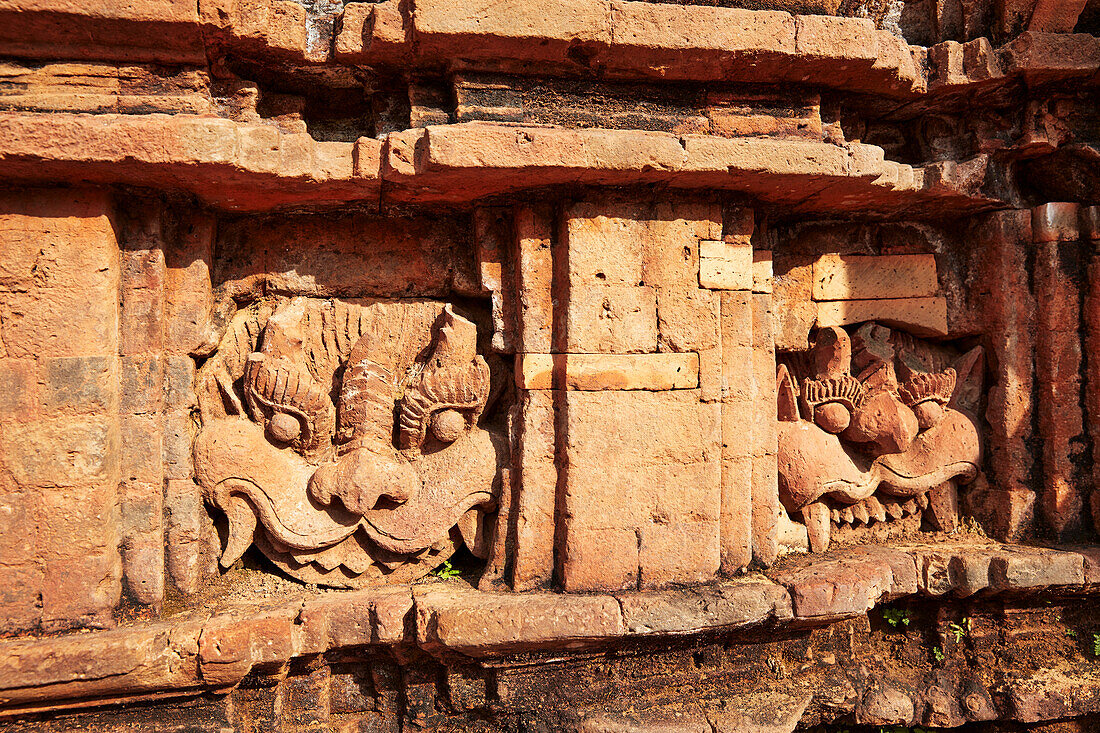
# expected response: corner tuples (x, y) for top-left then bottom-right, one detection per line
(432, 559), (461, 579)
(1093, 633), (1100, 657)
(1066, 628), (1078, 639)
(882, 608), (912, 628)
(933, 646), (945, 662)
(948, 617), (971, 643)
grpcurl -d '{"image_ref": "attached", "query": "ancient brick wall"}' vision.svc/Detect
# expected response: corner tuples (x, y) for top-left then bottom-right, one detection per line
(1, 0), (1099, 731)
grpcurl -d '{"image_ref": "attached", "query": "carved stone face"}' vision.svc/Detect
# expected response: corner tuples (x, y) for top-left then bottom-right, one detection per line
(193, 297), (503, 587)
(777, 324), (982, 553)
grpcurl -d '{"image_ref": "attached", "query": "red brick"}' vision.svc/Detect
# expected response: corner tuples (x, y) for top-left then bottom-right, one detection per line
(41, 552), (121, 632)
(3, 416), (118, 487)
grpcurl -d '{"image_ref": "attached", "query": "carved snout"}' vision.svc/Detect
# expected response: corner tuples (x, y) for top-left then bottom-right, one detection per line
(842, 390), (919, 456)
(308, 448), (419, 516)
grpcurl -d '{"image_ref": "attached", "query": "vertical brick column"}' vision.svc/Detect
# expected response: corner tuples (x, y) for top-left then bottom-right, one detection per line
(118, 202), (167, 607)
(0, 188), (122, 633)
(550, 197), (722, 591)
(164, 211), (218, 595)
(508, 204), (557, 591)
(975, 210), (1036, 540)
(715, 209), (757, 573)
(1032, 203), (1086, 539)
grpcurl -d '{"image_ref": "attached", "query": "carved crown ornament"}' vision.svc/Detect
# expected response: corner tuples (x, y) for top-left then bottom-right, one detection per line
(194, 297), (505, 587)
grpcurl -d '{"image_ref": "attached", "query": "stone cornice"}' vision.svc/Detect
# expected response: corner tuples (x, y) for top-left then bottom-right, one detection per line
(0, 114), (1003, 217)
(0, 539), (1096, 718)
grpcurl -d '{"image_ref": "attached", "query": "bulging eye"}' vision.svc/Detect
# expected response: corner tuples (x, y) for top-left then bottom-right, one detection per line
(267, 411), (302, 443)
(430, 409), (466, 443)
(814, 401), (851, 434)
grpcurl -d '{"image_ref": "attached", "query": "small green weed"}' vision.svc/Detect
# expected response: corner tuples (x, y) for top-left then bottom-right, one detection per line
(932, 646), (945, 662)
(882, 608), (912, 628)
(948, 617), (971, 643)
(1067, 628), (1078, 639)
(432, 559), (461, 579)
(1093, 633), (1100, 657)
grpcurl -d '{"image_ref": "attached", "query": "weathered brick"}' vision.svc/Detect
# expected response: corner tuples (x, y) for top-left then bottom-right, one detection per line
(2, 288), (118, 358)
(519, 353), (698, 390)
(2, 416), (118, 487)
(120, 286), (165, 355)
(120, 353), (164, 414)
(36, 484), (119, 559)
(638, 519), (720, 589)
(0, 563), (44, 635)
(41, 551), (121, 632)
(40, 355), (114, 413)
(0, 358), (37, 418)
(564, 285), (657, 353)
(656, 286), (719, 352)
(816, 296), (948, 337)
(417, 584), (625, 654)
(511, 393), (557, 591)
(163, 410), (194, 479)
(812, 253), (938, 301)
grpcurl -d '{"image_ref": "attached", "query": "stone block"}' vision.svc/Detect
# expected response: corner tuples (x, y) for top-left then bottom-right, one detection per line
(699, 240), (752, 290)
(616, 576), (792, 635)
(36, 484), (118, 559)
(513, 204), (555, 353)
(163, 353), (195, 410)
(41, 551), (121, 632)
(752, 250), (773, 294)
(561, 526), (639, 592)
(812, 254), (938, 301)
(120, 413), (163, 484)
(656, 286), (719, 351)
(2, 287), (118, 358)
(417, 584), (624, 655)
(564, 200), (645, 285)
(40, 355), (115, 413)
(564, 285), (657, 353)
(816, 297), (948, 338)
(0, 358), (37, 418)
(3, 416), (118, 487)
(518, 353), (698, 390)
(120, 354), (165, 415)
(770, 556), (894, 619)
(120, 284), (165, 355)
(638, 519), (720, 588)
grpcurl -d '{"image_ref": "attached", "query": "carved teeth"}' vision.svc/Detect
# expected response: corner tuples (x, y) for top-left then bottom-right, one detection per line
(831, 508), (840, 524)
(917, 492), (930, 510)
(803, 501), (832, 553)
(839, 506), (855, 524)
(851, 502), (870, 525)
(902, 499), (918, 515)
(863, 496), (886, 523)
(886, 501), (905, 520)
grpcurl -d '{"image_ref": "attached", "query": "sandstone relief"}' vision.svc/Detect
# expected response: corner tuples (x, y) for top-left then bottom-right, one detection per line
(777, 322), (983, 553)
(194, 296), (505, 587)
